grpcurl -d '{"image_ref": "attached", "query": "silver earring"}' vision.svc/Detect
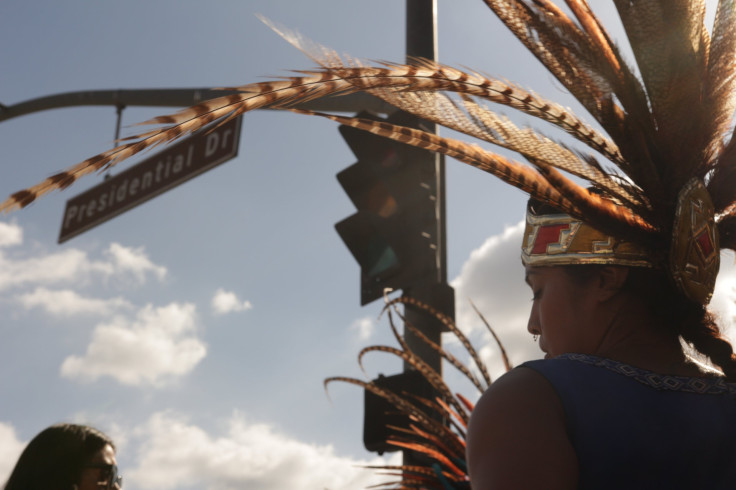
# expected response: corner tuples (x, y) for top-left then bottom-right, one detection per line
(533, 334), (538, 342)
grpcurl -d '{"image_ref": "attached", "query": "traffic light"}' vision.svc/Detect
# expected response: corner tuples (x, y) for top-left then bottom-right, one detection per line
(335, 110), (440, 305)
(363, 370), (435, 454)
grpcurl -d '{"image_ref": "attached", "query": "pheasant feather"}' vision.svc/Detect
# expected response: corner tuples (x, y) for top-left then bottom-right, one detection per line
(382, 296), (493, 389)
(357, 344), (468, 425)
(6, 1), (736, 274)
(327, 296), (507, 488)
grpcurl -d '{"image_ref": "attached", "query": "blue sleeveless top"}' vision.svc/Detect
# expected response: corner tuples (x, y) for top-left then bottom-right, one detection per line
(522, 353), (736, 489)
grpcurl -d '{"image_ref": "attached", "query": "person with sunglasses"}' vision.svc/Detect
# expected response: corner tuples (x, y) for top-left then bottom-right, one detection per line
(3, 423), (122, 490)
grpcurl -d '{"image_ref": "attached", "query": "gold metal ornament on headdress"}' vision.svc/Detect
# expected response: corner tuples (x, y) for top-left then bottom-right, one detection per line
(670, 178), (720, 305)
(3, 1), (736, 307)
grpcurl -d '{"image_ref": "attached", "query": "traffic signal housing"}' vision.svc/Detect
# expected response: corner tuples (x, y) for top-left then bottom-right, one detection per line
(335, 111), (440, 305)
(363, 370), (435, 454)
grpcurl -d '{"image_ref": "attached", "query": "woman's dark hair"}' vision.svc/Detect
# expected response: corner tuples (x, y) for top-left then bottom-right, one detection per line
(565, 264), (736, 380)
(3, 423), (115, 490)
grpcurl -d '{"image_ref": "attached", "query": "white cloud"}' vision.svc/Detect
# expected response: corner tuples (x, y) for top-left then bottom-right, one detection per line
(0, 221), (22, 248)
(709, 251), (736, 343)
(350, 316), (375, 341)
(211, 289), (253, 315)
(127, 411), (393, 490)
(0, 422), (25, 483)
(0, 241), (165, 292)
(451, 221), (541, 374)
(60, 302), (206, 386)
(16, 287), (132, 316)
(0, 248), (110, 291)
(106, 243), (167, 283)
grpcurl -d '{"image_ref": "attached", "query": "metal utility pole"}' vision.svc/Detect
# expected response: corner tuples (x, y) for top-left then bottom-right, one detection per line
(403, 0), (452, 376)
(402, 0), (455, 466)
(333, 0), (455, 460)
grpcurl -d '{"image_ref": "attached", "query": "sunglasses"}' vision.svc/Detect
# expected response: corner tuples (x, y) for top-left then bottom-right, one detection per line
(85, 463), (123, 489)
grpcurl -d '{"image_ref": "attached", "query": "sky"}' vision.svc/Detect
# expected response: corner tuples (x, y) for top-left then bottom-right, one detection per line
(0, 1), (735, 489)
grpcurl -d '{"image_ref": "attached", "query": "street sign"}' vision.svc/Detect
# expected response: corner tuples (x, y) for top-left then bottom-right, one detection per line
(58, 117), (242, 243)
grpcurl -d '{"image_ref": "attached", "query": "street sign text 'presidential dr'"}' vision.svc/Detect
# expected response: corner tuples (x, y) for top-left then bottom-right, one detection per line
(58, 117), (242, 243)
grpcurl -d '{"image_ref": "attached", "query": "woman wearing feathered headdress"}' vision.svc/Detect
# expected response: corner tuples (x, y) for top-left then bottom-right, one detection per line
(467, 191), (736, 488)
(461, 1), (736, 488)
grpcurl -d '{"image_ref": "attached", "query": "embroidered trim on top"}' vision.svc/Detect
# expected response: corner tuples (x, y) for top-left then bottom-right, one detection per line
(557, 353), (736, 397)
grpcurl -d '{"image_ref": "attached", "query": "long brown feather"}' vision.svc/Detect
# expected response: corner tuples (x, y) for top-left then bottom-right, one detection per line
(293, 107), (656, 240)
(483, 1), (665, 205)
(456, 393), (476, 413)
(613, 0), (710, 193)
(704, 1), (736, 213)
(0, 63), (612, 212)
(382, 296), (493, 389)
(402, 396), (467, 440)
(356, 345), (469, 425)
(392, 422), (464, 460)
(532, 163), (657, 241)
(385, 440), (466, 478)
(469, 299), (513, 372)
(403, 320), (485, 393)
(565, 0), (621, 75)
(323, 376), (461, 453)
(265, 18), (627, 169)
(0, 74), (359, 212)
(384, 297), (486, 393)
(287, 107), (580, 215)
(481, 0), (607, 119)
(706, 0), (736, 151)
(371, 87), (640, 210)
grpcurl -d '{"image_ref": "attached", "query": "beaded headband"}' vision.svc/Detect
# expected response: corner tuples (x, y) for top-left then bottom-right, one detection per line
(520, 210), (654, 268)
(521, 178), (720, 305)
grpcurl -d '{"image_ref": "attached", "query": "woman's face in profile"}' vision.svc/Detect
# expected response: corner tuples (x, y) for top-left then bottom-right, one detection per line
(525, 265), (602, 357)
(77, 444), (120, 490)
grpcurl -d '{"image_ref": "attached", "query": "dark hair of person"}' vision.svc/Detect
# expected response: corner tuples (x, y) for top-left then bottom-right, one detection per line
(565, 264), (736, 381)
(528, 198), (736, 381)
(3, 423), (115, 490)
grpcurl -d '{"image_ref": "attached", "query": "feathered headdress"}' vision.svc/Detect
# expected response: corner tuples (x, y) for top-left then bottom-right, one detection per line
(3, 1), (736, 302)
(326, 296), (510, 489)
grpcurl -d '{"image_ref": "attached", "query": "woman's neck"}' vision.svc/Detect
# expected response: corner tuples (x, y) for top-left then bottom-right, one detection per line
(592, 297), (711, 377)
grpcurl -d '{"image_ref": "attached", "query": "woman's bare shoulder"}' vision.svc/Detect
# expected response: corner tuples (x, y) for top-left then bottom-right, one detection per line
(480, 365), (559, 404)
(466, 366), (577, 490)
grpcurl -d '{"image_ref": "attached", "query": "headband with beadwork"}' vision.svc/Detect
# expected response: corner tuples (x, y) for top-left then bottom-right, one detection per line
(521, 178), (720, 305)
(520, 209), (654, 268)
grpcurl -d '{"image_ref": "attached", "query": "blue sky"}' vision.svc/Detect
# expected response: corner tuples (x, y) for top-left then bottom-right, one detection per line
(1, 1), (734, 489)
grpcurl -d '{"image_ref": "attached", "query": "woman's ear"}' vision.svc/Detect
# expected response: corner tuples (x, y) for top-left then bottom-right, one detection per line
(596, 266), (629, 301)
